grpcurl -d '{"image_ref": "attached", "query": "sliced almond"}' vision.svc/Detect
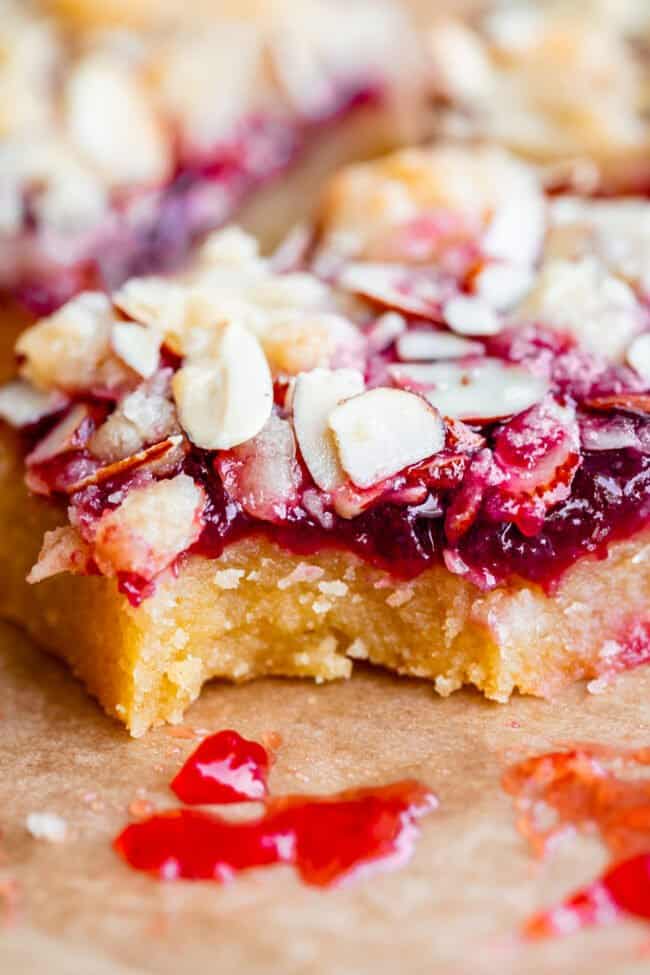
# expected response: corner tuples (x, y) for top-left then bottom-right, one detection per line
(442, 295), (501, 336)
(626, 333), (650, 384)
(111, 321), (161, 379)
(113, 277), (188, 336)
(398, 359), (549, 422)
(427, 19), (492, 101)
(473, 263), (533, 311)
(198, 226), (259, 265)
(396, 331), (483, 361)
(269, 223), (313, 273)
(329, 387), (445, 489)
(338, 263), (438, 318)
(585, 393), (650, 416)
(367, 312), (407, 352)
(0, 380), (66, 429)
(26, 403), (92, 466)
(481, 163), (545, 267)
(65, 54), (170, 186)
(64, 436), (185, 494)
(293, 368), (364, 491)
(172, 321), (272, 450)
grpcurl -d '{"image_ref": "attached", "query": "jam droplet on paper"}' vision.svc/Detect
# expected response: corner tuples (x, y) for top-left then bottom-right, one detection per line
(525, 855), (650, 940)
(170, 730), (270, 804)
(114, 780), (437, 887)
(503, 745), (650, 939)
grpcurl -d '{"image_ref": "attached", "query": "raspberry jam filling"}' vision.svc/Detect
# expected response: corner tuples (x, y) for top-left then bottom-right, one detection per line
(8, 87), (379, 317)
(23, 321), (650, 606)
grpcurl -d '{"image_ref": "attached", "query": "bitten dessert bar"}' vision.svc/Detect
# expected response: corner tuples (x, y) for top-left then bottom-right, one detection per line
(2, 143), (650, 734)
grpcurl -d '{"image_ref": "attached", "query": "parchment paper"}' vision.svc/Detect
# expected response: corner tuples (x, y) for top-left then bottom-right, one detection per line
(2, 619), (650, 975)
(2, 28), (649, 967)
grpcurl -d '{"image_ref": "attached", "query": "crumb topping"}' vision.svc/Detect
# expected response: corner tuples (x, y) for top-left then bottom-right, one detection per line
(5, 144), (650, 598)
(25, 811), (67, 843)
(426, 3), (650, 165)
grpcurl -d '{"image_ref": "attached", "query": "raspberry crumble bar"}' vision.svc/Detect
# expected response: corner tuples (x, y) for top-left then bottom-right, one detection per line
(2, 144), (650, 735)
(0, 0), (417, 320)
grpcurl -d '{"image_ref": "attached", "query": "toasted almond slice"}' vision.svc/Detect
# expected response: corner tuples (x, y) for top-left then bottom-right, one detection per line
(65, 54), (170, 186)
(396, 331), (483, 361)
(585, 393), (650, 416)
(387, 362), (447, 389)
(626, 333), (650, 384)
(114, 277), (188, 335)
(367, 312), (407, 352)
(198, 226), (259, 265)
(473, 263), (533, 311)
(0, 380), (66, 428)
(426, 19), (493, 101)
(329, 387), (445, 489)
(481, 168), (545, 267)
(64, 436), (185, 494)
(269, 223), (313, 273)
(396, 359), (548, 422)
(111, 321), (161, 379)
(338, 263), (438, 318)
(172, 321), (273, 450)
(26, 403), (92, 466)
(442, 295), (501, 336)
(293, 368), (364, 491)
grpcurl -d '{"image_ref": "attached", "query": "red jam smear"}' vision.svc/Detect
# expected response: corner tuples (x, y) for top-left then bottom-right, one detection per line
(503, 744), (650, 939)
(115, 778), (437, 886)
(170, 730), (270, 805)
(525, 855), (650, 939)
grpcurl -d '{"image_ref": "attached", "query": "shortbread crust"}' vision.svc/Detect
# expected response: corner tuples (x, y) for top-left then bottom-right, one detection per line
(3, 144), (650, 733)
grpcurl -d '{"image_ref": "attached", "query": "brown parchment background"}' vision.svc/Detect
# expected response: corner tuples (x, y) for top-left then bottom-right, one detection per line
(2, 619), (650, 975)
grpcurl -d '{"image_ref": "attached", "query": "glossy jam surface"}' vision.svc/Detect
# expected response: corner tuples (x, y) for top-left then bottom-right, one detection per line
(114, 728), (437, 887)
(26, 320), (650, 606)
(170, 730), (270, 805)
(187, 442), (650, 594)
(503, 744), (650, 938)
(115, 781), (436, 886)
